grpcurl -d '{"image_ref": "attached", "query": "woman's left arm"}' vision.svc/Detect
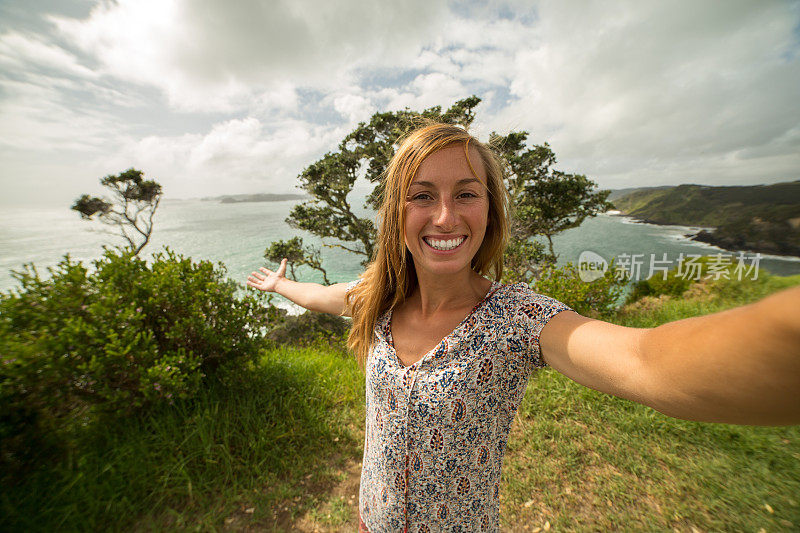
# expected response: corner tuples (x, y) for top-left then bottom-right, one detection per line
(540, 286), (800, 426)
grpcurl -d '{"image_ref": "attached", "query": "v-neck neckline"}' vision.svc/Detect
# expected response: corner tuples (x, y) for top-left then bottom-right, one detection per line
(386, 280), (502, 368)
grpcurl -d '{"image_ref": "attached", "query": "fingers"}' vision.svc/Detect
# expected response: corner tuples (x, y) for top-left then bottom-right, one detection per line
(248, 259), (287, 291)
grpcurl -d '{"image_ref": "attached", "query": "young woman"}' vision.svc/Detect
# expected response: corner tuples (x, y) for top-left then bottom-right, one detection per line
(248, 123), (800, 532)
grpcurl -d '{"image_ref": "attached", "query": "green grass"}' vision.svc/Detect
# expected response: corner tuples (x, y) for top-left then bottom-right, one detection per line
(3, 273), (799, 531)
(1, 345), (365, 532)
(615, 272), (800, 329)
(503, 368), (800, 531)
(501, 272), (800, 531)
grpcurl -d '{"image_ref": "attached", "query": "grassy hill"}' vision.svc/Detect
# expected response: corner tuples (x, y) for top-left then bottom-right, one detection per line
(612, 181), (800, 256)
(4, 273), (799, 532)
(606, 185), (673, 203)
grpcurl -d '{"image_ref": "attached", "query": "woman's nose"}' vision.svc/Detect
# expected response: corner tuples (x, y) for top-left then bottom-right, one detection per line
(434, 198), (456, 228)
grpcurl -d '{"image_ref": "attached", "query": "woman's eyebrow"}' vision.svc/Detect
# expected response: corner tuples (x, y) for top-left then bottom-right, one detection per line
(410, 178), (483, 188)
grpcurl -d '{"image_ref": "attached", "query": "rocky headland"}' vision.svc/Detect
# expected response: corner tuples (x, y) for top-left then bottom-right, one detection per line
(610, 181), (800, 257)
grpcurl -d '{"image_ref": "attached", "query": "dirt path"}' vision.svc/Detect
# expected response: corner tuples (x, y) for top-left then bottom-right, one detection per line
(292, 458), (362, 532)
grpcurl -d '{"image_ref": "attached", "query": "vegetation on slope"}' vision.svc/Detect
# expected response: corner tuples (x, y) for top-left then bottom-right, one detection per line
(3, 263), (798, 532)
(1, 345), (366, 532)
(612, 181), (800, 256)
(503, 271), (800, 532)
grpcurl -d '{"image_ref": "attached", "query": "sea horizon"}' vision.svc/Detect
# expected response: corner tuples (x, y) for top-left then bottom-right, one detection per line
(2, 200), (799, 300)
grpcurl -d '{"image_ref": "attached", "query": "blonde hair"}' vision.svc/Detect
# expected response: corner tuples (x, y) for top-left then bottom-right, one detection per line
(345, 122), (509, 366)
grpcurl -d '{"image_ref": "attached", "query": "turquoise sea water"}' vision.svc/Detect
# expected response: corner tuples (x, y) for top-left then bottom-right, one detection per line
(2, 199), (799, 298)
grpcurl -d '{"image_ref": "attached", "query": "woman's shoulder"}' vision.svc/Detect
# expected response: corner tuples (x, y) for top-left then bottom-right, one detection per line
(494, 281), (571, 316)
(345, 278), (363, 293)
(495, 281), (543, 301)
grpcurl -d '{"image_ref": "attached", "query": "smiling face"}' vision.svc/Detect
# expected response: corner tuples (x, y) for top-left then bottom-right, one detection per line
(403, 143), (490, 279)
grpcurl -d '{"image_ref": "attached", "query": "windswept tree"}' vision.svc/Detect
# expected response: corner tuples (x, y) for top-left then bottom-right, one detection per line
(268, 96), (610, 285)
(71, 168), (163, 255)
(280, 96), (482, 272)
(491, 132), (613, 281)
(264, 236), (330, 285)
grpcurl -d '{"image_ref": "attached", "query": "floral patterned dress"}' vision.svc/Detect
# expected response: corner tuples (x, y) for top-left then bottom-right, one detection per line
(350, 280), (572, 532)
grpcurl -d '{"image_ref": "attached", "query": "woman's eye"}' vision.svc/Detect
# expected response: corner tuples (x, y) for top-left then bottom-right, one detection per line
(411, 193), (433, 201)
(458, 191), (478, 199)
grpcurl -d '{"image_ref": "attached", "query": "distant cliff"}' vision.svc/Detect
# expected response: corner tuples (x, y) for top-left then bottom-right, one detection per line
(611, 181), (800, 257)
(203, 193), (306, 204)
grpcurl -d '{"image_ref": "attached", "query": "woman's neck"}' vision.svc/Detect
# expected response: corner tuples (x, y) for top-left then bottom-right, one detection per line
(410, 268), (492, 318)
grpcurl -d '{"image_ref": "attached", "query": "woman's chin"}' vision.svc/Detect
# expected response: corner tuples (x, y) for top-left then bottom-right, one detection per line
(414, 259), (475, 279)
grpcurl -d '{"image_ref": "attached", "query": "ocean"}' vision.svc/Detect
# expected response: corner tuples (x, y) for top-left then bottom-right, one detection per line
(2, 199), (799, 299)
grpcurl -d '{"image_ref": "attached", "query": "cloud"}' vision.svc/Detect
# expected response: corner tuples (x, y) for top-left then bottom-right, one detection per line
(0, 31), (97, 79)
(52, 0), (450, 111)
(469, 0), (800, 187)
(0, 28), (147, 153)
(253, 82), (300, 116)
(364, 73), (470, 114)
(2, 0), (799, 210)
(0, 78), (123, 151)
(331, 93), (376, 123)
(101, 117), (348, 199)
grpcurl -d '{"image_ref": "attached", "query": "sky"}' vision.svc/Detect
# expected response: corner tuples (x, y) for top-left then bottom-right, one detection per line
(1, 0), (799, 207)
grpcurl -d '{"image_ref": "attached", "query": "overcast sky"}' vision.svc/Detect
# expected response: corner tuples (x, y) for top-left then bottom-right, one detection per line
(1, 0), (799, 207)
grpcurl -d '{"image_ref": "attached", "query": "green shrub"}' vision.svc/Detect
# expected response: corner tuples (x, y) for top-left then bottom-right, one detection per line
(625, 254), (768, 304)
(0, 248), (278, 478)
(265, 311), (350, 349)
(533, 262), (626, 319)
(626, 268), (692, 303)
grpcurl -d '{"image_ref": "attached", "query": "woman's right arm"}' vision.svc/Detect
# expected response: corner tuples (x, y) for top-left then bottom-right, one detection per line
(540, 286), (800, 425)
(247, 258), (353, 316)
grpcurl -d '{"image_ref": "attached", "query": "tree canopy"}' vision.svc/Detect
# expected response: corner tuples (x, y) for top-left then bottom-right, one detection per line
(72, 168), (163, 255)
(267, 96), (610, 285)
(491, 131), (612, 280)
(264, 236), (330, 285)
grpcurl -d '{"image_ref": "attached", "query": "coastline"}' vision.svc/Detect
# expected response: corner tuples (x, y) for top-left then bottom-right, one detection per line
(607, 212), (800, 261)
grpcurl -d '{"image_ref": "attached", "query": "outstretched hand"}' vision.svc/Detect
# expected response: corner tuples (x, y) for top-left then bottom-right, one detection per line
(247, 258), (287, 292)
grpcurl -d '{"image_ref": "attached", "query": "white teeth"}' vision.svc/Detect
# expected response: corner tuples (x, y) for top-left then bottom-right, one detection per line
(425, 237), (465, 250)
